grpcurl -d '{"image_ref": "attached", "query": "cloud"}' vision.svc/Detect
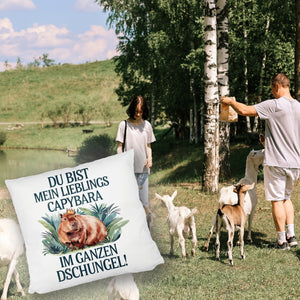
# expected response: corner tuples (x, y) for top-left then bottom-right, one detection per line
(0, 18), (118, 68)
(75, 0), (101, 12)
(0, 0), (36, 11)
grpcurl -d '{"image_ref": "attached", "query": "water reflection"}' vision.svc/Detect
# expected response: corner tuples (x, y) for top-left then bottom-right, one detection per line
(0, 149), (76, 187)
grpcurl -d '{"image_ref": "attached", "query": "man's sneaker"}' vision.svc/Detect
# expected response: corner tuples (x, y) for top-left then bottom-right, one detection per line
(287, 236), (298, 247)
(268, 241), (290, 250)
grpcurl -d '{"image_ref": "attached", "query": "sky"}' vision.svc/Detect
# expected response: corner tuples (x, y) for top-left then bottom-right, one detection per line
(0, 0), (118, 71)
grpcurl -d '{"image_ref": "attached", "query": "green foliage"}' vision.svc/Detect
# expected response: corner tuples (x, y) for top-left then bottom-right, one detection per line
(75, 134), (115, 164)
(228, 0), (295, 102)
(74, 101), (95, 126)
(0, 131), (7, 145)
(41, 53), (55, 67)
(39, 215), (70, 255)
(97, 0), (205, 131)
(46, 105), (62, 128)
(39, 203), (129, 255)
(97, 0), (296, 137)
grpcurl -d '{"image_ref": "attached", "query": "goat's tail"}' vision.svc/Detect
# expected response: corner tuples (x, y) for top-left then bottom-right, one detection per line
(217, 208), (224, 216)
(186, 207), (198, 219)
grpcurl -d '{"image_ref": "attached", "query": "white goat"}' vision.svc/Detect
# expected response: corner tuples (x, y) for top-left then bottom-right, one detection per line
(107, 273), (139, 300)
(218, 149), (264, 243)
(0, 218), (25, 300)
(155, 190), (198, 259)
(205, 183), (254, 266)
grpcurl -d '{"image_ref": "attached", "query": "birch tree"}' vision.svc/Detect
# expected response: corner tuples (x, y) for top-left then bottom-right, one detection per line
(217, 0), (231, 179)
(202, 0), (219, 193)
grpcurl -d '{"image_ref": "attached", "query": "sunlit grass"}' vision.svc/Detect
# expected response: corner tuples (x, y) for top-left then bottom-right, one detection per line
(0, 60), (125, 123)
(1, 181), (299, 299)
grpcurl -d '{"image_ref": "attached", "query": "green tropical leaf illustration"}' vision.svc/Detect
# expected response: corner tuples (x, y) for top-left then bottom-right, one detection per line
(39, 202), (129, 255)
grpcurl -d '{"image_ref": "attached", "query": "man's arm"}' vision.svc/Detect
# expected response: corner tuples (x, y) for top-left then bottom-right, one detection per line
(221, 97), (258, 117)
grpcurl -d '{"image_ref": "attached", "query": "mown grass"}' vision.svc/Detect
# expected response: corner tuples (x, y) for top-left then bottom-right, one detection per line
(0, 123), (122, 151)
(1, 182), (299, 299)
(0, 126), (299, 299)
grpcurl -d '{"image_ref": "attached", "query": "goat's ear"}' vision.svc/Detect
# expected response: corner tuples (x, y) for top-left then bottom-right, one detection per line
(155, 193), (162, 200)
(245, 183), (255, 191)
(240, 182), (255, 192)
(233, 184), (240, 193)
(171, 190), (177, 199)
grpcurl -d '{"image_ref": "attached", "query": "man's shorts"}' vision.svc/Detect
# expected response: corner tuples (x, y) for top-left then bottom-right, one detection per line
(264, 166), (300, 201)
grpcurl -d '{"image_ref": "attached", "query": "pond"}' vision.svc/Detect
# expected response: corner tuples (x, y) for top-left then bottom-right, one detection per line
(0, 149), (76, 188)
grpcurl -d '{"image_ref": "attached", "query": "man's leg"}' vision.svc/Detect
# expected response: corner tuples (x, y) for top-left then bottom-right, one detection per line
(284, 199), (294, 227)
(270, 200), (289, 248)
(284, 199), (298, 246)
(271, 200), (286, 232)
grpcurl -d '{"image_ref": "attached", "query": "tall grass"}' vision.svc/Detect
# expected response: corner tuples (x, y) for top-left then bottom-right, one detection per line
(0, 60), (125, 123)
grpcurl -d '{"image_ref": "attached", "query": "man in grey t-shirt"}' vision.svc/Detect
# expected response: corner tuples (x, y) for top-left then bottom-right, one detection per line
(222, 73), (300, 250)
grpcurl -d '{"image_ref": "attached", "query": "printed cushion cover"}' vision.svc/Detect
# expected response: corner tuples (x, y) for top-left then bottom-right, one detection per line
(6, 150), (163, 294)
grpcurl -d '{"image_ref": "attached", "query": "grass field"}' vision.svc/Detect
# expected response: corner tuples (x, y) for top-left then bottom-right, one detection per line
(0, 126), (299, 299)
(0, 62), (299, 299)
(0, 60), (125, 123)
(1, 181), (299, 299)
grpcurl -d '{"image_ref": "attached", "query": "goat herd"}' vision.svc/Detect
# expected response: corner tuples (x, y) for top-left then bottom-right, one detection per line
(0, 149), (264, 299)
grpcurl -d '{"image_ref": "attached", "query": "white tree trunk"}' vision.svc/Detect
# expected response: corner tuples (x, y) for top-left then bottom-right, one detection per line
(203, 0), (219, 193)
(242, 4), (251, 132)
(217, 0), (231, 179)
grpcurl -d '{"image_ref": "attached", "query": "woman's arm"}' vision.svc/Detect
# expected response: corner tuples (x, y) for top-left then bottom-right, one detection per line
(116, 141), (123, 154)
(145, 144), (152, 168)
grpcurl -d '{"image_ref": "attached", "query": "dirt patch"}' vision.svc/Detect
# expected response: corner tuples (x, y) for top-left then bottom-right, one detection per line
(0, 188), (10, 200)
(174, 182), (202, 190)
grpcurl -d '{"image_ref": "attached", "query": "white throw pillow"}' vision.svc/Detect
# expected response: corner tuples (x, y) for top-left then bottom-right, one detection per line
(6, 150), (163, 294)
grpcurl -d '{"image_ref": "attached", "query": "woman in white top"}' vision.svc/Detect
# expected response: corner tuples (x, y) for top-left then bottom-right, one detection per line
(116, 96), (156, 222)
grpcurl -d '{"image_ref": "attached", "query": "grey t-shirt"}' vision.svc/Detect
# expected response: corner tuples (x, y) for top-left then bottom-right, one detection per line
(254, 97), (300, 168)
(116, 120), (156, 173)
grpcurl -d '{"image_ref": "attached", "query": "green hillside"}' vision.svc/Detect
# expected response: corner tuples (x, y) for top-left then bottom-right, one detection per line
(0, 60), (125, 123)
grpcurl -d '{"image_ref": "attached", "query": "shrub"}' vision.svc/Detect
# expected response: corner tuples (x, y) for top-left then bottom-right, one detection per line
(75, 134), (115, 164)
(0, 131), (7, 145)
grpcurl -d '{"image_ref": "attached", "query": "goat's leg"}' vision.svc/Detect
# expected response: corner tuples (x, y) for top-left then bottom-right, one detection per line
(170, 234), (174, 256)
(1, 259), (17, 300)
(190, 220), (197, 256)
(215, 216), (221, 261)
(204, 215), (216, 251)
(227, 229), (234, 266)
(177, 226), (187, 259)
(246, 209), (255, 243)
(240, 225), (246, 260)
(14, 268), (25, 297)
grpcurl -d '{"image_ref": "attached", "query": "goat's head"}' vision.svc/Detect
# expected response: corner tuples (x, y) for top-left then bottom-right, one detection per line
(155, 190), (177, 208)
(247, 149), (264, 169)
(233, 183), (255, 194)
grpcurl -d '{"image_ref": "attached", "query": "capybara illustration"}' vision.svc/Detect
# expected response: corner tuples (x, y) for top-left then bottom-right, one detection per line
(58, 209), (107, 250)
